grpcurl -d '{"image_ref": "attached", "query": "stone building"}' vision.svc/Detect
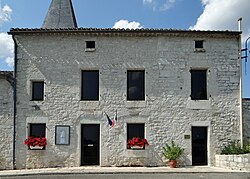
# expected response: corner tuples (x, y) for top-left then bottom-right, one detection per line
(243, 99), (250, 140)
(0, 71), (14, 170)
(4, 0), (246, 169)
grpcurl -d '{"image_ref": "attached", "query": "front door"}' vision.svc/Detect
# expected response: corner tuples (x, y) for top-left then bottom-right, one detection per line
(192, 127), (208, 165)
(81, 124), (100, 166)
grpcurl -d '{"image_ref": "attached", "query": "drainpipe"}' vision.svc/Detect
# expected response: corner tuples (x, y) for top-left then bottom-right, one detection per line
(238, 17), (243, 146)
(12, 35), (17, 169)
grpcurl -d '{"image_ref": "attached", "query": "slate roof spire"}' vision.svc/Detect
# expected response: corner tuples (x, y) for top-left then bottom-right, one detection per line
(42, 0), (77, 28)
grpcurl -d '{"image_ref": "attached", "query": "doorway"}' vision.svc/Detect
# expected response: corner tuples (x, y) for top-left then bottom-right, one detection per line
(81, 124), (100, 165)
(192, 126), (208, 165)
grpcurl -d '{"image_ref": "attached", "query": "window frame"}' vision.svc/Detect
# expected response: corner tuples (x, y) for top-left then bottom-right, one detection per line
(85, 41), (96, 51)
(31, 81), (44, 101)
(190, 69), (208, 100)
(127, 123), (145, 149)
(195, 40), (204, 49)
(81, 70), (99, 101)
(127, 70), (145, 101)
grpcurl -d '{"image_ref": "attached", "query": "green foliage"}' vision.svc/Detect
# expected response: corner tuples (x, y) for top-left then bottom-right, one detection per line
(162, 141), (184, 160)
(221, 141), (249, 155)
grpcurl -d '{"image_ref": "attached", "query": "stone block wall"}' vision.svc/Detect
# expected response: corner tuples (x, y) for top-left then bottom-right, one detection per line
(243, 98), (250, 142)
(215, 154), (250, 171)
(0, 76), (13, 170)
(13, 31), (241, 169)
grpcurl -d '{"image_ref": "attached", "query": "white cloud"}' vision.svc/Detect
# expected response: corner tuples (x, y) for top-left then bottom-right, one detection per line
(159, 0), (176, 11)
(0, 33), (14, 68)
(190, 0), (250, 39)
(143, 0), (177, 11)
(113, 20), (143, 29)
(5, 56), (14, 67)
(0, 3), (13, 68)
(0, 4), (12, 26)
(143, 0), (153, 4)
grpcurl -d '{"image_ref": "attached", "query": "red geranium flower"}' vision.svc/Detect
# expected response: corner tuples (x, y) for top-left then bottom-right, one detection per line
(127, 137), (149, 148)
(24, 136), (47, 147)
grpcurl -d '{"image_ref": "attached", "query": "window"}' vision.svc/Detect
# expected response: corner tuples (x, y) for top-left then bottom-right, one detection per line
(32, 81), (44, 101)
(191, 70), (207, 100)
(30, 123), (46, 137)
(127, 70), (145, 100)
(195, 40), (204, 48)
(81, 70), (99, 100)
(127, 123), (145, 149)
(86, 41), (95, 49)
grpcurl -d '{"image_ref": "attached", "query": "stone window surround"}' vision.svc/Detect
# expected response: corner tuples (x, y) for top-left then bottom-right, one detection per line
(25, 117), (48, 150)
(85, 39), (97, 52)
(194, 39), (206, 53)
(28, 79), (45, 101)
(127, 70), (145, 101)
(126, 68), (147, 108)
(187, 67), (211, 110)
(127, 123), (145, 150)
(125, 118), (149, 158)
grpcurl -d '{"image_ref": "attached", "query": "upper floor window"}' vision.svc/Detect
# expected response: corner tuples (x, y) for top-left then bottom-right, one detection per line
(32, 81), (44, 101)
(81, 70), (99, 100)
(191, 70), (207, 100)
(86, 41), (95, 50)
(195, 40), (204, 48)
(127, 70), (145, 101)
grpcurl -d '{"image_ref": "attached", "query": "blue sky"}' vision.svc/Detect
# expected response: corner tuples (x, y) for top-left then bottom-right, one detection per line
(0, 0), (250, 97)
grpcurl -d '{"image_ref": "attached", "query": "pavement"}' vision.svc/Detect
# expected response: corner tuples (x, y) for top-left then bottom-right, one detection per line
(0, 166), (249, 177)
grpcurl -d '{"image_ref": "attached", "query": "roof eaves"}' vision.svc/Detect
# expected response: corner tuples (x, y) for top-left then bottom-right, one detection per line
(8, 28), (241, 36)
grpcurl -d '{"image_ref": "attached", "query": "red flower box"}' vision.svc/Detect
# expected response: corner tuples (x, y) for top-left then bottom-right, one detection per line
(24, 136), (47, 149)
(127, 137), (149, 149)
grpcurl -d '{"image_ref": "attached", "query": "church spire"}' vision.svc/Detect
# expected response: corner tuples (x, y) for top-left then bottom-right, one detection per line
(42, 0), (77, 28)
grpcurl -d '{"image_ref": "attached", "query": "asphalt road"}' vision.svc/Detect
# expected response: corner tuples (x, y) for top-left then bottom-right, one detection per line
(1, 173), (250, 179)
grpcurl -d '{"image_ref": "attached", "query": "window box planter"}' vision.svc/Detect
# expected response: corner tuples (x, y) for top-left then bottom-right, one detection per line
(24, 137), (47, 149)
(29, 146), (44, 150)
(127, 137), (149, 149)
(131, 146), (144, 150)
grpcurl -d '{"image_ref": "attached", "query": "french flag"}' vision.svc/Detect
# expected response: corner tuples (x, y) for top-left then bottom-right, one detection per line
(105, 112), (115, 127)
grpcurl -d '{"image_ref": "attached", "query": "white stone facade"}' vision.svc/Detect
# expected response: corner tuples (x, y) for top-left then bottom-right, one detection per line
(243, 98), (250, 141)
(0, 73), (13, 170)
(10, 30), (242, 169)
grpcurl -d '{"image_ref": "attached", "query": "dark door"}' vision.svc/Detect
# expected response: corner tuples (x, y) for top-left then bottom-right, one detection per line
(192, 127), (208, 165)
(81, 124), (100, 166)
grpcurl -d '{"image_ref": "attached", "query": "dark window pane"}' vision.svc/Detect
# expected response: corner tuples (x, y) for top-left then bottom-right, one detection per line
(32, 82), (44, 101)
(81, 71), (99, 100)
(195, 40), (203, 48)
(86, 41), (95, 48)
(30, 124), (46, 137)
(127, 70), (145, 100)
(127, 124), (145, 140)
(191, 70), (207, 100)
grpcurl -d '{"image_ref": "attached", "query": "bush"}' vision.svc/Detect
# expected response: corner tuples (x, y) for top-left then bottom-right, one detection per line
(162, 141), (184, 160)
(221, 141), (249, 155)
